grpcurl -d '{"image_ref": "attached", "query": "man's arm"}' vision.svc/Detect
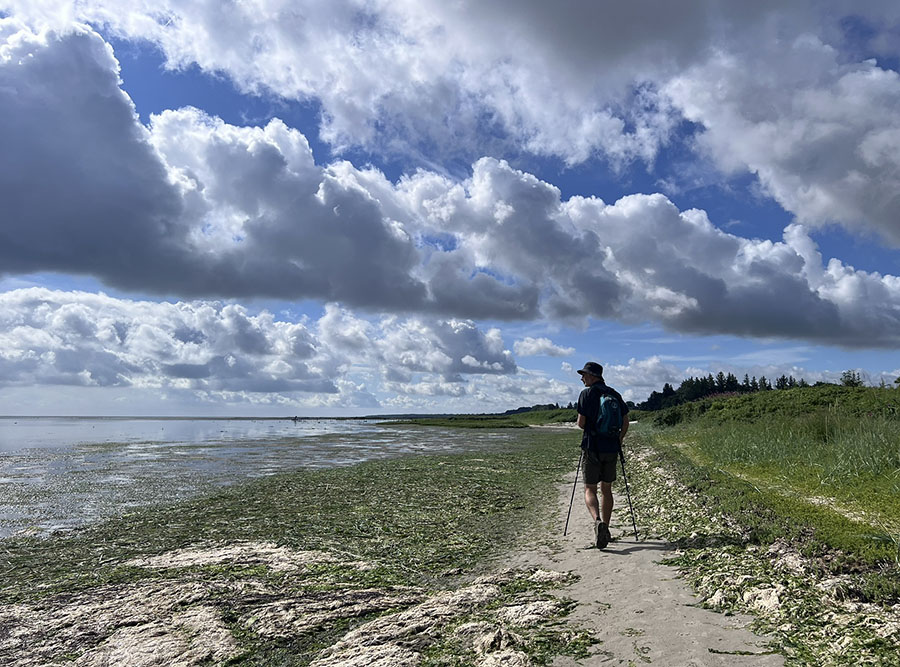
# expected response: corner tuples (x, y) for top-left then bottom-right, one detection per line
(576, 387), (588, 430)
(616, 391), (629, 446)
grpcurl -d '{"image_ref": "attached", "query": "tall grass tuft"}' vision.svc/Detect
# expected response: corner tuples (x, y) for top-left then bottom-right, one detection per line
(692, 410), (900, 481)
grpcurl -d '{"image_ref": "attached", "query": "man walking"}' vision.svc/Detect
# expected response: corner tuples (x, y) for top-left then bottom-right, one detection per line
(576, 362), (629, 549)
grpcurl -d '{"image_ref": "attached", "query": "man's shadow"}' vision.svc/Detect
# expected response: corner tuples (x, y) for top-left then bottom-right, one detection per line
(585, 531), (747, 555)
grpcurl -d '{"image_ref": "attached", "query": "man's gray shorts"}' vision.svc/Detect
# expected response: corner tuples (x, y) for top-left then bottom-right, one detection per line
(582, 450), (618, 485)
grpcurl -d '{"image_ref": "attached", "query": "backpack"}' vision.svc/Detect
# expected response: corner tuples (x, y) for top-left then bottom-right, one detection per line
(594, 389), (623, 438)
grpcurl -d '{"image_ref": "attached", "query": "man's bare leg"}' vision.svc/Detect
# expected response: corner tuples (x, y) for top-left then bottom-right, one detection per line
(599, 481), (614, 526)
(584, 483), (600, 522)
(586, 482), (612, 548)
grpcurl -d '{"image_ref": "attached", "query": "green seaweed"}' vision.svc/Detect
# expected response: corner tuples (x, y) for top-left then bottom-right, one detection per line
(0, 429), (595, 666)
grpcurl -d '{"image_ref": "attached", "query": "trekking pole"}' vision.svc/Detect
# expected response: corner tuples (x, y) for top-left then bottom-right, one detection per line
(563, 450), (583, 536)
(618, 449), (639, 541)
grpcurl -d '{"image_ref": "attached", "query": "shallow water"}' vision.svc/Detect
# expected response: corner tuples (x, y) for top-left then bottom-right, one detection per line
(0, 417), (518, 539)
(0, 416), (380, 452)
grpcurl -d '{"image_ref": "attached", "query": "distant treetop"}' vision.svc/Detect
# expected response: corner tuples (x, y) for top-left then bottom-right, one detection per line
(636, 371), (813, 411)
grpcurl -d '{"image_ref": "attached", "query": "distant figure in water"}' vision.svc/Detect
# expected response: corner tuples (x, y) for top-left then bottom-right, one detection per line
(576, 362), (629, 549)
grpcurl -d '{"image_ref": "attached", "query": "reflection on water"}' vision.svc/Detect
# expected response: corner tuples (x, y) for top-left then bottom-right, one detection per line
(0, 417), (518, 539)
(0, 416), (378, 452)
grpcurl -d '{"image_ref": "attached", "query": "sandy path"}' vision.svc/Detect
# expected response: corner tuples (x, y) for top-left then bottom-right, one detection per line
(503, 471), (785, 667)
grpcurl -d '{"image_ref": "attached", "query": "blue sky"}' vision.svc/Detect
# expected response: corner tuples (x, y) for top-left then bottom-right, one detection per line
(1, 1), (899, 416)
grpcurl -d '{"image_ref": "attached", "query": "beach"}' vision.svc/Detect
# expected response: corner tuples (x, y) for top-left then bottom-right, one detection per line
(0, 424), (896, 665)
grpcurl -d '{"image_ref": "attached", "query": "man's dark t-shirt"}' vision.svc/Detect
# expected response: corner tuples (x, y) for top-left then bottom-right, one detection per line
(577, 383), (629, 453)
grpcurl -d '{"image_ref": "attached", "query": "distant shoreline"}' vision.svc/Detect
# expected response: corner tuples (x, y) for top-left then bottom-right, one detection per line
(0, 413), (525, 421)
(0, 415), (379, 421)
(0, 404), (572, 423)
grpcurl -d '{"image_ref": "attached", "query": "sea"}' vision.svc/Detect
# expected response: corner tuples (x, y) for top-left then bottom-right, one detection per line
(0, 416), (518, 539)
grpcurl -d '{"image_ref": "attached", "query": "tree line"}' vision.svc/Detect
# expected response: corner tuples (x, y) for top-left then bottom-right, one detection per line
(635, 369), (884, 412)
(636, 371), (812, 411)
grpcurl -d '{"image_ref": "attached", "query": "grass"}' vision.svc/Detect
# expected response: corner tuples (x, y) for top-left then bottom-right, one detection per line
(652, 384), (900, 428)
(689, 412), (900, 477)
(511, 409), (577, 425)
(381, 416), (531, 428)
(655, 437), (896, 566)
(380, 408), (576, 429)
(621, 425), (900, 665)
(638, 386), (900, 603)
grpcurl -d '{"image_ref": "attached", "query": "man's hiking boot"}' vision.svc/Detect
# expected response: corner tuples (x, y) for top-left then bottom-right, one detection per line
(594, 520), (609, 549)
(600, 522), (612, 548)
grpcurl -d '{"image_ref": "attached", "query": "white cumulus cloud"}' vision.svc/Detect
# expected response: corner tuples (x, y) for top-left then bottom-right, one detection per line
(2, 16), (900, 350)
(665, 34), (900, 244)
(513, 337), (575, 357)
(0, 289), (524, 409)
(7, 0), (899, 181)
(0, 288), (337, 394)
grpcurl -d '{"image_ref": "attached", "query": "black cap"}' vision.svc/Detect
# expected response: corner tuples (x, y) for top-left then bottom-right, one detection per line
(577, 361), (603, 377)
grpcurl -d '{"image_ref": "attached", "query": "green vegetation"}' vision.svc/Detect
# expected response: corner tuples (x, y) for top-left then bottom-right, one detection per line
(637, 370), (815, 411)
(492, 408), (573, 426)
(609, 386), (899, 663)
(380, 415), (531, 428)
(625, 408), (652, 422)
(381, 408), (576, 429)
(623, 426), (900, 665)
(511, 408), (577, 425)
(1, 431), (576, 601)
(0, 429), (594, 665)
(640, 385), (900, 595)
(636, 366), (893, 413)
(651, 384), (899, 427)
